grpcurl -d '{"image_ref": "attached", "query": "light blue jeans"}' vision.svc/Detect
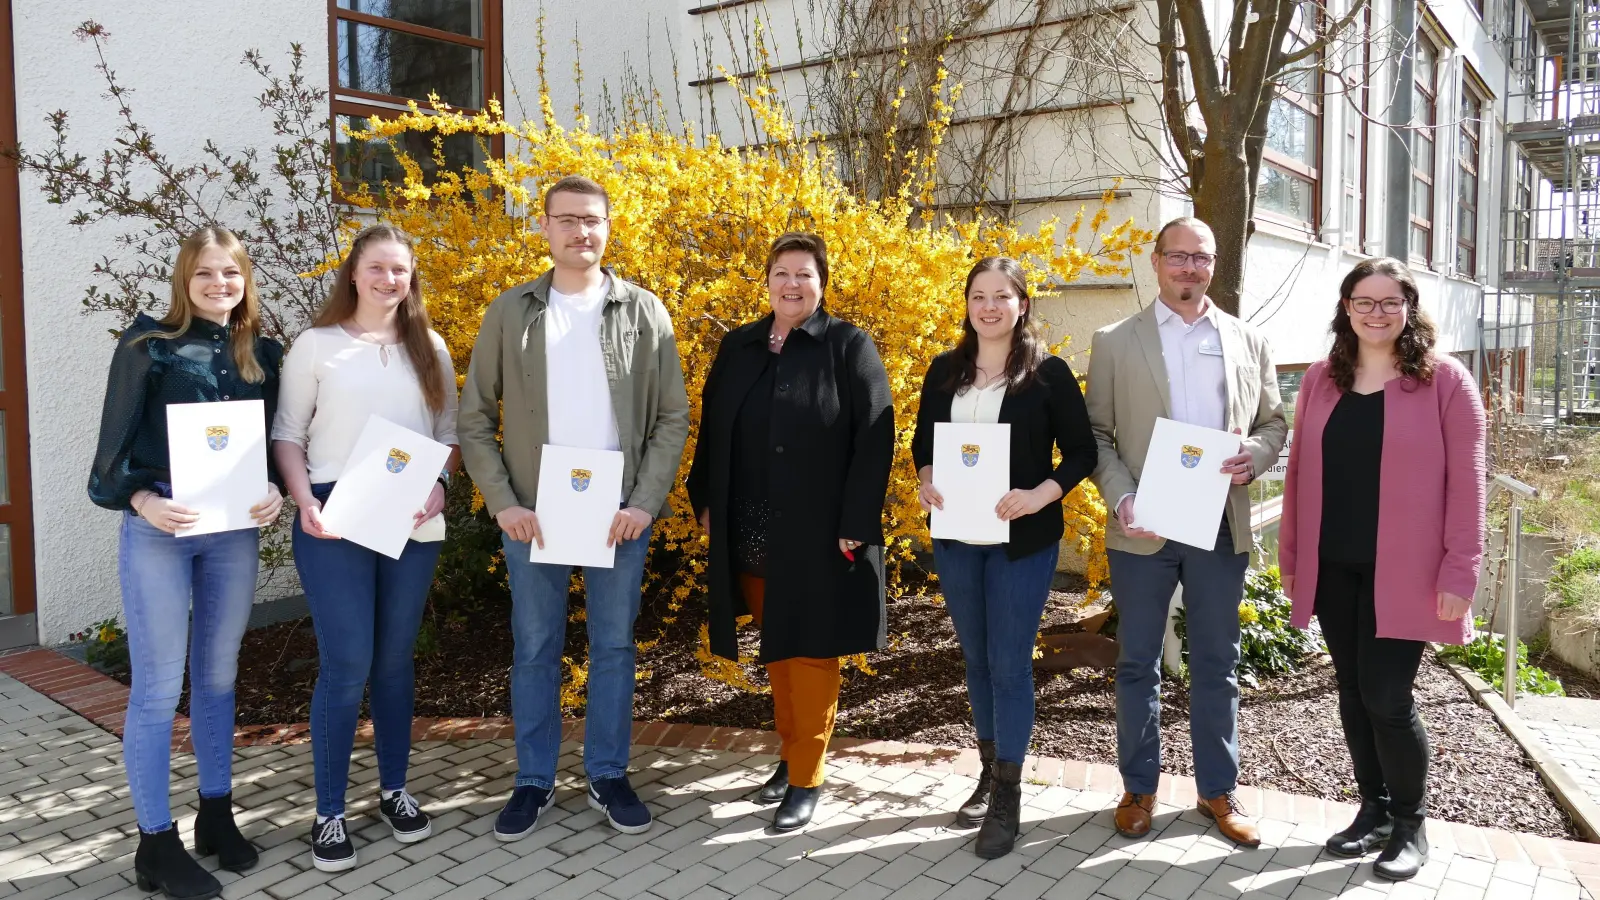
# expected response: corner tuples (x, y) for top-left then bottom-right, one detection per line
(501, 526), (652, 788)
(119, 512), (258, 832)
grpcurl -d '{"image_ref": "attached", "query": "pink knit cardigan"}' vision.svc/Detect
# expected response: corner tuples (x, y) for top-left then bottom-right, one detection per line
(1280, 355), (1486, 645)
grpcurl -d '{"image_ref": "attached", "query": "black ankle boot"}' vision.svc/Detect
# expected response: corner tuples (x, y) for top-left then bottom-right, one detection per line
(773, 784), (820, 832)
(757, 762), (789, 805)
(974, 760), (1021, 858)
(1374, 816), (1428, 881)
(1325, 799), (1392, 858)
(134, 826), (222, 900)
(955, 740), (996, 828)
(194, 793), (259, 873)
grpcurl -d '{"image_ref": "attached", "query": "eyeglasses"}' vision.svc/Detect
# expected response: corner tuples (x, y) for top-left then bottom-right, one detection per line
(1349, 297), (1406, 314)
(548, 215), (609, 232)
(1161, 251), (1216, 268)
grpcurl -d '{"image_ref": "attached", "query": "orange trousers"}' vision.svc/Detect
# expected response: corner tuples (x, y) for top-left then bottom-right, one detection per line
(739, 574), (841, 788)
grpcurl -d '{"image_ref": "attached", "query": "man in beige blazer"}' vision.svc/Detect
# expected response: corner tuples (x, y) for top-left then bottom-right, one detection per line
(1086, 217), (1287, 847)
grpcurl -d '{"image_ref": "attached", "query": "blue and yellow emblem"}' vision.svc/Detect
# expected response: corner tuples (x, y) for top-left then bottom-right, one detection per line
(385, 448), (411, 474)
(205, 425), (229, 451)
(961, 444), (981, 468)
(1180, 444), (1204, 469)
(571, 468), (592, 492)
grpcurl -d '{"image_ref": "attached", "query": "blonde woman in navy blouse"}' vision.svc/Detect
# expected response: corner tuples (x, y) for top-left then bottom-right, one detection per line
(89, 226), (282, 900)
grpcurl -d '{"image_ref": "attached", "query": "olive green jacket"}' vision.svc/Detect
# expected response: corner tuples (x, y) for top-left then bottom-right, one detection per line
(458, 268), (691, 518)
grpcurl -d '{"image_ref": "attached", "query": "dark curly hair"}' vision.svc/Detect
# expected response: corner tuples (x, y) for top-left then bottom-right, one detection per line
(1328, 257), (1437, 392)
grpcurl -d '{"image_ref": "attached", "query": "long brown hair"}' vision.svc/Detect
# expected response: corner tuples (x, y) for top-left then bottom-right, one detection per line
(942, 257), (1047, 393)
(1329, 257), (1437, 392)
(314, 225), (447, 412)
(140, 226), (267, 383)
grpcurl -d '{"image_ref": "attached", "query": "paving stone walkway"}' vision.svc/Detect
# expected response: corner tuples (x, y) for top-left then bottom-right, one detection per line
(1521, 698), (1600, 813)
(3, 672), (1599, 900)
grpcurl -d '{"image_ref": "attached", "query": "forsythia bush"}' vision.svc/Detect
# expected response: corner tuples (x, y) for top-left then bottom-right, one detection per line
(343, 59), (1148, 700)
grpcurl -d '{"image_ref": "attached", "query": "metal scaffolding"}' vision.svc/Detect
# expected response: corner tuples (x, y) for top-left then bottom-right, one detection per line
(1484, 0), (1600, 431)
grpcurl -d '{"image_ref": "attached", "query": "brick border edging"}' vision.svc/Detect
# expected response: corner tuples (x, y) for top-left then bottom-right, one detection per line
(8, 646), (1600, 885)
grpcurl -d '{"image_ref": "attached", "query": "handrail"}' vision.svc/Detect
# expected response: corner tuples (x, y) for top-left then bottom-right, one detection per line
(1488, 474), (1540, 707)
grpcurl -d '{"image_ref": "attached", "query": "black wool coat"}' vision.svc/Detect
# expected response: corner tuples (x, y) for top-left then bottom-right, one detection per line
(686, 308), (895, 664)
(911, 351), (1099, 559)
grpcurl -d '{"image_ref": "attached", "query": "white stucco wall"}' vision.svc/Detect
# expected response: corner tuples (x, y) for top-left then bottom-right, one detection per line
(13, 2), (323, 643)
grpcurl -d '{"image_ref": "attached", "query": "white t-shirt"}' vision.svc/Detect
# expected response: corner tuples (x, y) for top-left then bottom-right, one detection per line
(271, 325), (459, 483)
(545, 277), (621, 452)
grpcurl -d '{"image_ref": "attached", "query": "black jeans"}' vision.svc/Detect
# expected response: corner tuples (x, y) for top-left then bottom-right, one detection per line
(1314, 559), (1429, 819)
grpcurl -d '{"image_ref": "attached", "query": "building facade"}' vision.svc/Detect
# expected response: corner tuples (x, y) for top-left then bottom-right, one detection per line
(0, 0), (1552, 646)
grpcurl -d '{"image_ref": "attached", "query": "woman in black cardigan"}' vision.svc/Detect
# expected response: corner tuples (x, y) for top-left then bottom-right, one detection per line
(687, 232), (895, 833)
(911, 257), (1098, 859)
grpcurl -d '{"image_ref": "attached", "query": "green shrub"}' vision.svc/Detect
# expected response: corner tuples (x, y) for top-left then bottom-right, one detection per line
(1439, 617), (1565, 696)
(70, 617), (129, 677)
(1551, 547), (1600, 612)
(1175, 566), (1323, 687)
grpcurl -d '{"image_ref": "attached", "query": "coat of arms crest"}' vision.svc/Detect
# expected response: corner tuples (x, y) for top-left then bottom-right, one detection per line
(961, 444), (981, 467)
(205, 426), (229, 451)
(1180, 445), (1204, 469)
(385, 448), (412, 473)
(571, 468), (592, 492)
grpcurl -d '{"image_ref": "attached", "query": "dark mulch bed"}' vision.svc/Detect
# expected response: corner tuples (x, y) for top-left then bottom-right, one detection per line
(142, 568), (1578, 838)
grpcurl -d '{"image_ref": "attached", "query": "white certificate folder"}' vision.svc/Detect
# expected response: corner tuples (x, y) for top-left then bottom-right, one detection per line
(167, 400), (268, 536)
(930, 422), (1010, 543)
(1133, 417), (1239, 550)
(319, 415), (452, 560)
(530, 445), (625, 569)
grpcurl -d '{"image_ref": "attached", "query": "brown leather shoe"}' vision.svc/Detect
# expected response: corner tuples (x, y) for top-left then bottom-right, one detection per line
(1198, 792), (1261, 847)
(1115, 792), (1154, 838)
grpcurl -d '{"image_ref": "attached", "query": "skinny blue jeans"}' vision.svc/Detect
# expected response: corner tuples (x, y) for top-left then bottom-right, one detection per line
(932, 540), (1059, 764)
(295, 483), (443, 818)
(119, 512), (258, 833)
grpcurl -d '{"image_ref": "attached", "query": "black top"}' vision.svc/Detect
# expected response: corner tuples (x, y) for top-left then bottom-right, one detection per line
(1318, 388), (1385, 565)
(911, 351), (1099, 560)
(727, 351), (777, 575)
(686, 307), (895, 664)
(88, 313), (284, 511)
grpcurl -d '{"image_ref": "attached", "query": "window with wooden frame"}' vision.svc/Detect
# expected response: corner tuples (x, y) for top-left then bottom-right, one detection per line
(1341, 5), (1370, 253)
(1410, 31), (1439, 265)
(329, 0), (503, 195)
(1257, 3), (1322, 233)
(1456, 77), (1486, 277)
(1510, 150), (1535, 272)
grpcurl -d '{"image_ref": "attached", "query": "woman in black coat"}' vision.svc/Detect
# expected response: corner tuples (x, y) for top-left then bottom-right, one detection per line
(911, 257), (1098, 859)
(687, 232), (894, 833)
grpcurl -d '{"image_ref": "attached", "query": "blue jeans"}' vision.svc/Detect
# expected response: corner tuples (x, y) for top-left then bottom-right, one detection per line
(1107, 519), (1249, 799)
(294, 484), (443, 817)
(501, 526), (652, 788)
(933, 540), (1060, 764)
(119, 512), (259, 832)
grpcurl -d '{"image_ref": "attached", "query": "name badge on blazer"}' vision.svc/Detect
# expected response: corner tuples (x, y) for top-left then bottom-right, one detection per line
(1197, 341), (1224, 357)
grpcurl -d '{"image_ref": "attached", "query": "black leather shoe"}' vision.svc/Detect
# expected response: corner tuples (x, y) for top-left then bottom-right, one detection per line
(1373, 817), (1428, 881)
(134, 826), (222, 900)
(974, 761), (1021, 859)
(1325, 799), (1391, 858)
(772, 784), (819, 832)
(955, 740), (995, 828)
(193, 792), (259, 873)
(757, 762), (789, 805)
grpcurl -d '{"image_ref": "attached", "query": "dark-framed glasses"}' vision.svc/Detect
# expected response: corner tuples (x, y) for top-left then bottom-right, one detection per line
(549, 214), (609, 232)
(1161, 251), (1216, 268)
(1349, 297), (1406, 314)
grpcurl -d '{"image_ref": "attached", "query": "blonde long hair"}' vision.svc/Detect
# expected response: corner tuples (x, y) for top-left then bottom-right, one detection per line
(313, 225), (446, 413)
(140, 226), (267, 383)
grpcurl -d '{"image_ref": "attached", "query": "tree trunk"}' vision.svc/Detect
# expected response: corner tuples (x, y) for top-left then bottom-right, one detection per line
(1192, 129), (1252, 317)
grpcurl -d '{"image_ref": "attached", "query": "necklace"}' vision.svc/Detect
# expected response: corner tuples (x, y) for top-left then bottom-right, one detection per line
(768, 330), (786, 348)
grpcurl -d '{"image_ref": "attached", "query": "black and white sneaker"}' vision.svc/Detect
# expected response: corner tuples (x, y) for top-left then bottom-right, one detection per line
(310, 816), (357, 872)
(379, 790), (432, 843)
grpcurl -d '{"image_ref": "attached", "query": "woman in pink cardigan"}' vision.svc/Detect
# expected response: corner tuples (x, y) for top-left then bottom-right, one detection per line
(1280, 257), (1485, 882)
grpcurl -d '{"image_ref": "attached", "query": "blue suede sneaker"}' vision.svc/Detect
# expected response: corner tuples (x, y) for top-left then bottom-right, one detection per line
(494, 785), (555, 842)
(587, 776), (652, 834)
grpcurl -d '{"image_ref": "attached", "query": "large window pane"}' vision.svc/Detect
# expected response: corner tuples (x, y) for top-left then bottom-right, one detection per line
(338, 0), (481, 37)
(1411, 178), (1433, 220)
(336, 114), (486, 192)
(338, 20), (483, 108)
(1456, 244), (1476, 273)
(1266, 100), (1317, 166)
(1411, 224), (1431, 259)
(1258, 165), (1314, 221)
